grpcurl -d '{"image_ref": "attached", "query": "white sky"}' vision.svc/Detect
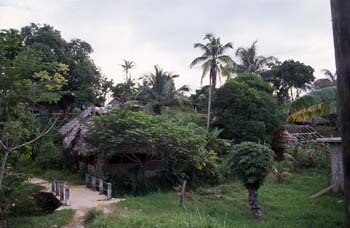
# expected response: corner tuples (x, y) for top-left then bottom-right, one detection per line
(0, 0), (336, 91)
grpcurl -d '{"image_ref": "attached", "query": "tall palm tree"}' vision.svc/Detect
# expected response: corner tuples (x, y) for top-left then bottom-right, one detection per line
(121, 60), (135, 81)
(235, 40), (277, 74)
(138, 65), (190, 115)
(321, 69), (337, 82)
(190, 33), (234, 130)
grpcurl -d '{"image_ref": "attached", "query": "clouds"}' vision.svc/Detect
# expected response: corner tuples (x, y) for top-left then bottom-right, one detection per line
(0, 0), (335, 90)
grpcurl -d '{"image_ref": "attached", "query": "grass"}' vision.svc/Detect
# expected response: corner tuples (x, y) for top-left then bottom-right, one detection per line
(87, 169), (344, 228)
(8, 209), (75, 228)
(18, 165), (85, 185)
(6, 183), (74, 228)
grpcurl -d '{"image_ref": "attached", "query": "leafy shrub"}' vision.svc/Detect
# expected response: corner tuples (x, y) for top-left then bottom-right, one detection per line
(88, 110), (219, 195)
(213, 73), (282, 144)
(223, 142), (274, 220)
(34, 137), (63, 169)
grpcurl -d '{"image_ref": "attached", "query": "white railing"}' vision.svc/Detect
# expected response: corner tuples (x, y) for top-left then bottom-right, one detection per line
(51, 179), (70, 206)
(85, 174), (112, 199)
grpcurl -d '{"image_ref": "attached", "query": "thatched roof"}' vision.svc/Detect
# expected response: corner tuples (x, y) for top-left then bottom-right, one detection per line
(58, 107), (105, 156)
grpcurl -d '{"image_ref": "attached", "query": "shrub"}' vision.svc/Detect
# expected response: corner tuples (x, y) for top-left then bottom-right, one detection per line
(223, 142), (274, 220)
(34, 137), (63, 169)
(88, 110), (219, 195)
(213, 73), (282, 144)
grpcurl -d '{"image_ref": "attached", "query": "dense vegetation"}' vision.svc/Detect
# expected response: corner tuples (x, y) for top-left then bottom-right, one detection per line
(0, 22), (341, 227)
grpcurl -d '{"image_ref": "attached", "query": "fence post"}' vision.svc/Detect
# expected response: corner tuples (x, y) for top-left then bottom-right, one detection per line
(65, 188), (70, 206)
(55, 181), (59, 196)
(99, 179), (103, 195)
(107, 183), (112, 199)
(60, 184), (64, 201)
(92, 176), (96, 191)
(51, 179), (55, 192)
(85, 174), (89, 187)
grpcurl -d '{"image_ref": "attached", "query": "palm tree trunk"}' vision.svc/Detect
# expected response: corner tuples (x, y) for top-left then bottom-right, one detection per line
(207, 78), (212, 130)
(248, 188), (263, 221)
(331, 1), (350, 226)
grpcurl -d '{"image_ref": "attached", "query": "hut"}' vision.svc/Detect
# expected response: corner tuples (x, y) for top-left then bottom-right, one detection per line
(58, 106), (168, 177)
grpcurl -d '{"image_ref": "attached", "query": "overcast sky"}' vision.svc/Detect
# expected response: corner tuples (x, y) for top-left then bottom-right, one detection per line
(0, 0), (335, 90)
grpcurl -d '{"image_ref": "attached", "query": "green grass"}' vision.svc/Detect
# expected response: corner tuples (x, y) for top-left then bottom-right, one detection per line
(8, 209), (74, 228)
(19, 165), (85, 185)
(6, 183), (74, 228)
(87, 169), (344, 228)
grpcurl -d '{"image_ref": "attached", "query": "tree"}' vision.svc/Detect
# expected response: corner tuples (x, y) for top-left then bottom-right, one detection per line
(213, 73), (281, 144)
(224, 142), (274, 220)
(330, 1), (350, 226)
(20, 23), (104, 110)
(190, 33), (234, 129)
(234, 40), (276, 74)
(262, 60), (315, 104)
(121, 60), (135, 81)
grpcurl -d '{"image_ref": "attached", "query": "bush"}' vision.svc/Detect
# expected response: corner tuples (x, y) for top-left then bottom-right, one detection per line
(34, 137), (63, 169)
(223, 142), (274, 220)
(213, 73), (282, 144)
(88, 110), (219, 195)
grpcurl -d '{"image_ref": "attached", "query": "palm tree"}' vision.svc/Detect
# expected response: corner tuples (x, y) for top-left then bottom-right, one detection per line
(121, 60), (135, 81)
(321, 69), (337, 82)
(190, 33), (234, 130)
(137, 65), (190, 115)
(235, 40), (277, 74)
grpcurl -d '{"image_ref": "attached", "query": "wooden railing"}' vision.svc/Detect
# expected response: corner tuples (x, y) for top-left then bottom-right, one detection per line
(85, 174), (112, 199)
(51, 179), (70, 206)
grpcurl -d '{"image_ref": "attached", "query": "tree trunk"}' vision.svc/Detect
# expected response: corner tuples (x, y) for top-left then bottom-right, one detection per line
(0, 149), (10, 189)
(207, 78), (212, 130)
(330, 1), (350, 227)
(248, 188), (263, 221)
(0, 208), (7, 228)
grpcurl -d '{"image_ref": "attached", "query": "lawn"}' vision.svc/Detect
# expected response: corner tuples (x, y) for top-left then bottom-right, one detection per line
(87, 169), (344, 228)
(5, 183), (74, 228)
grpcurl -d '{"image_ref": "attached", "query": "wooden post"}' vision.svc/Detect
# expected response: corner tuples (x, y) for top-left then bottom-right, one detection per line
(60, 184), (64, 201)
(179, 180), (187, 207)
(85, 174), (89, 188)
(99, 179), (103, 195)
(107, 183), (112, 199)
(65, 188), (70, 206)
(51, 179), (55, 192)
(330, 1), (350, 227)
(92, 176), (96, 191)
(55, 181), (59, 196)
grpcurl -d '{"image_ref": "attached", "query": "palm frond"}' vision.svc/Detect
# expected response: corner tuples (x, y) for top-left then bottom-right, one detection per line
(284, 86), (337, 122)
(190, 56), (208, 68)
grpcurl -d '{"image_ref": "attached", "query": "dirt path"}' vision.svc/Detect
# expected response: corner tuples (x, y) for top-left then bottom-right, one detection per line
(30, 178), (122, 228)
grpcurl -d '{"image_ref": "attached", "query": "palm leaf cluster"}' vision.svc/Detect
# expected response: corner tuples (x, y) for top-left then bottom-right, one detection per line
(190, 33), (234, 87)
(284, 86), (337, 122)
(137, 65), (190, 114)
(234, 41), (277, 74)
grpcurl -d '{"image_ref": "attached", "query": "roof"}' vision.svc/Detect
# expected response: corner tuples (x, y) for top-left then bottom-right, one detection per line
(58, 107), (105, 156)
(285, 124), (323, 143)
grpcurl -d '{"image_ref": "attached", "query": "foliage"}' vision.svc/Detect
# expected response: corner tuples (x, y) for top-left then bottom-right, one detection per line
(214, 73), (282, 144)
(262, 60), (315, 104)
(87, 169), (344, 228)
(111, 79), (137, 102)
(233, 40), (277, 74)
(88, 110), (218, 192)
(18, 23), (106, 107)
(284, 86), (337, 122)
(287, 141), (331, 169)
(224, 142), (274, 190)
(33, 136), (63, 170)
(190, 86), (210, 113)
(137, 65), (190, 114)
(190, 33), (234, 129)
